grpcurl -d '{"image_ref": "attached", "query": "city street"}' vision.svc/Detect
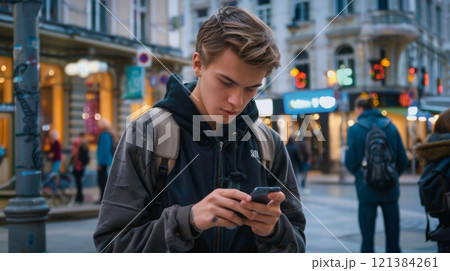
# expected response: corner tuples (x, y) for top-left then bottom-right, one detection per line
(0, 181), (437, 253)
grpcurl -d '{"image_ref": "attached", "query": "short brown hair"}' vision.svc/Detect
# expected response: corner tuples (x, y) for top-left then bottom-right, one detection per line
(354, 95), (374, 111)
(434, 108), (450, 133)
(195, 6), (280, 75)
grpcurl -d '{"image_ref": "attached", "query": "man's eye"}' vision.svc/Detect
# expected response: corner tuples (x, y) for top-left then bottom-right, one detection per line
(221, 81), (233, 87)
(245, 87), (258, 92)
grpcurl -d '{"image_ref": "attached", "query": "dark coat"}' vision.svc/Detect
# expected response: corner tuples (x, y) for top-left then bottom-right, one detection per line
(345, 109), (408, 203)
(93, 75), (306, 252)
(415, 133), (450, 229)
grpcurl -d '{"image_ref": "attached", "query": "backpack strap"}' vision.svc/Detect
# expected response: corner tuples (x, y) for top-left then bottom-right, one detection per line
(251, 119), (276, 174)
(148, 107), (180, 209)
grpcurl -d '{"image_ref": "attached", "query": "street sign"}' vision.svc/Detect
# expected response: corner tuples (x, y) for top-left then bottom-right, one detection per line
(124, 66), (144, 100)
(137, 48), (152, 67)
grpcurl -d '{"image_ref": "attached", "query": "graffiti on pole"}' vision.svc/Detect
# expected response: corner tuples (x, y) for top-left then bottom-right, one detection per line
(13, 62), (41, 169)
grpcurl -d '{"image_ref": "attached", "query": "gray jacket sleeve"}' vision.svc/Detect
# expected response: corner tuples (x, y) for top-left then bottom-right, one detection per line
(93, 126), (196, 252)
(254, 130), (307, 252)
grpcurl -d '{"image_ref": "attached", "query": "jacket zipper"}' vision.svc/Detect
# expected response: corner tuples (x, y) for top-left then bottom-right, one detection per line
(216, 141), (223, 253)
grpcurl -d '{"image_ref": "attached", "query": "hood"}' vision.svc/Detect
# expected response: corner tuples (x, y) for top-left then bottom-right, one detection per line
(154, 74), (260, 140)
(415, 133), (450, 163)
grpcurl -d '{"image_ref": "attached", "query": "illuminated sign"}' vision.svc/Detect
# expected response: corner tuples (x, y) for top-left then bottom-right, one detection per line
(283, 89), (337, 114)
(337, 67), (353, 86)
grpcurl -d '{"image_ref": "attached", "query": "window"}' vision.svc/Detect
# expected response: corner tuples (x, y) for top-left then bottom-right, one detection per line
(90, 0), (109, 33)
(293, 50), (310, 89)
(133, 0), (148, 42)
(41, 0), (59, 22)
(336, 46), (355, 87)
(256, 0), (271, 26)
(378, 0), (389, 10)
(335, 0), (354, 15)
(194, 8), (208, 35)
(436, 6), (442, 37)
(293, 0), (309, 22)
(416, 0), (422, 23)
(426, 0), (432, 30)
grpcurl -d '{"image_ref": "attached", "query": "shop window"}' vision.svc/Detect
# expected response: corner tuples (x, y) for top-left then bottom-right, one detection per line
(0, 57), (12, 103)
(84, 90), (101, 144)
(83, 73), (113, 145)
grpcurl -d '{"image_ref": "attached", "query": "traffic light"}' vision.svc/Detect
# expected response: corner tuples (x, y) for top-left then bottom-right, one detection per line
(370, 59), (385, 81)
(408, 67), (416, 83)
(437, 78), (443, 95)
(290, 67), (308, 89)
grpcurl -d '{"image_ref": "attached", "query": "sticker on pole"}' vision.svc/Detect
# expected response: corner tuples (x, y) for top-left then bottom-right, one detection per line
(137, 48), (152, 67)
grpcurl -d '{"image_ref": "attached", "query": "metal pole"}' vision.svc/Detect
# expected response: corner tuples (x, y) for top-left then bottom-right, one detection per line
(4, 0), (50, 253)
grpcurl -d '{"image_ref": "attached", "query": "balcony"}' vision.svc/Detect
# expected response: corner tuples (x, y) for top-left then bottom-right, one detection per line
(360, 10), (419, 42)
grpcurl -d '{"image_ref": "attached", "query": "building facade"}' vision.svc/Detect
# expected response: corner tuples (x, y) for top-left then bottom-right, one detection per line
(180, 0), (450, 173)
(0, 0), (188, 186)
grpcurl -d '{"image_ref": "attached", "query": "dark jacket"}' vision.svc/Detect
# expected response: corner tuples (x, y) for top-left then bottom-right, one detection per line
(345, 109), (408, 203)
(415, 133), (450, 228)
(93, 75), (306, 252)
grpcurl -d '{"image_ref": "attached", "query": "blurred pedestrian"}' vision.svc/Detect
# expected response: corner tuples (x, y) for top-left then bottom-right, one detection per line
(96, 119), (115, 203)
(296, 136), (311, 191)
(345, 95), (408, 252)
(71, 132), (90, 204)
(415, 109), (450, 253)
(48, 130), (62, 182)
(286, 135), (302, 187)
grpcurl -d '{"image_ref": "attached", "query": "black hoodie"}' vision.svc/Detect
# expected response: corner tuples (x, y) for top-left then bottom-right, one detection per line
(94, 75), (306, 252)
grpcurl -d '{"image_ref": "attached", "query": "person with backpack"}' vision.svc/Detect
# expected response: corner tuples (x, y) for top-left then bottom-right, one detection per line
(72, 132), (90, 204)
(93, 6), (306, 252)
(415, 109), (450, 253)
(345, 95), (408, 252)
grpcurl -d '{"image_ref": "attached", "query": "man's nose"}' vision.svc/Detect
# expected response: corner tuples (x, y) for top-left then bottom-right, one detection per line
(227, 88), (244, 107)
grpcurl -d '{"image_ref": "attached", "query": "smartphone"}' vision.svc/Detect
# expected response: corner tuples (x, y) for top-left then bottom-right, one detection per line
(250, 186), (281, 204)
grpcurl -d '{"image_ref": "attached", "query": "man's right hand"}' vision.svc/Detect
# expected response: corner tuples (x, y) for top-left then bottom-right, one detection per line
(190, 188), (255, 231)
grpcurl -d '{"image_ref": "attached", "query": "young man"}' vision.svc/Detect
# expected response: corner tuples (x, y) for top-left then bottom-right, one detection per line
(94, 6), (306, 252)
(345, 95), (408, 253)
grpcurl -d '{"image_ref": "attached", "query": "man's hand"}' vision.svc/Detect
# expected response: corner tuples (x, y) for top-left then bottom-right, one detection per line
(240, 191), (285, 237)
(190, 189), (255, 231)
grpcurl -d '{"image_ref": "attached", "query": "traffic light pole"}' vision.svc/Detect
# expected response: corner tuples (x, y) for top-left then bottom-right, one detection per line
(3, 0), (50, 253)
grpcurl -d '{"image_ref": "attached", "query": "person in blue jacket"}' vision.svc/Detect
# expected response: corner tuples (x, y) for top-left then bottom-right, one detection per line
(97, 119), (115, 203)
(94, 6), (306, 252)
(345, 95), (408, 253)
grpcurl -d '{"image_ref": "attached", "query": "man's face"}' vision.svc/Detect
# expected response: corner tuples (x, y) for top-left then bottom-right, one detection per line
(191, 49), (267, 125)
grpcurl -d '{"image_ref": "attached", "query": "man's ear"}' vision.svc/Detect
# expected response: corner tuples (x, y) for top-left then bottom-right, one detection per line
(192, 52), (202, 77)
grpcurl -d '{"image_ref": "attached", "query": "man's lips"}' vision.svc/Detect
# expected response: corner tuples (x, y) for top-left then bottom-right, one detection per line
(222, 109), (237, 116)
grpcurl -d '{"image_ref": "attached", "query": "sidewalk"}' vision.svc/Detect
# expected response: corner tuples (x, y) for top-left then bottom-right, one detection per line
(307, 170), (420, 185)
(0, 187), (100, 225)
